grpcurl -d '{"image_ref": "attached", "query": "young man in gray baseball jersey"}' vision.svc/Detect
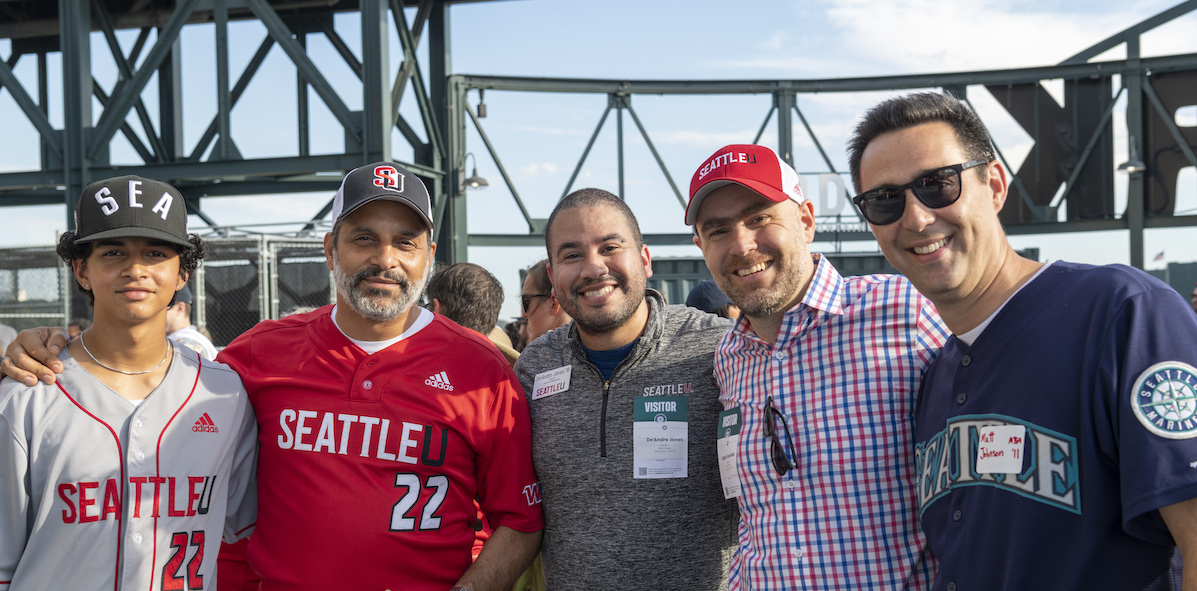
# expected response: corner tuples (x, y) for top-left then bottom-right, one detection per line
(513, 188), (739, 590)
(0, 176), (257, 590)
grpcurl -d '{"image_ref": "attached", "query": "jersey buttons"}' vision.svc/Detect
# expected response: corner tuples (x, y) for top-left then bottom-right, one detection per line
(363, 379), (374, 390)
(953, 509), (962, 521)
(956, 393), (967, 405)
(133, 532), (143, 544)
(136, 450), (146, 462)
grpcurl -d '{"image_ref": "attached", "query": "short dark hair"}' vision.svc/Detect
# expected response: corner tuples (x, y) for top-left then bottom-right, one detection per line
(57, 231), (207, 305)
(544, 188), (643, 254)
(524, 258), (551, 294)
(424, 262), (504, 334)
(847, 92), (997, 193)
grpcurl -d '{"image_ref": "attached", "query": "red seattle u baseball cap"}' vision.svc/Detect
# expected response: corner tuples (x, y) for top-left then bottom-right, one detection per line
(685, 144), (805, 225)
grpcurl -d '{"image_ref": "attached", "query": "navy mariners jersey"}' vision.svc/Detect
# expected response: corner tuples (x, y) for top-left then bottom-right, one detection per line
(914, 262), (1197, 590)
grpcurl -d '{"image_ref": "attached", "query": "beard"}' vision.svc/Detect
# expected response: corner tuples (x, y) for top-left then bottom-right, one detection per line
(713, 249), (809, 319)
(559, 270), (646, 335)
(333, 255), (431, 323)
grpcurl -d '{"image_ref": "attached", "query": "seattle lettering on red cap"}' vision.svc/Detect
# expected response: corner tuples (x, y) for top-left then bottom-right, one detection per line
(698, 151), (757, 180)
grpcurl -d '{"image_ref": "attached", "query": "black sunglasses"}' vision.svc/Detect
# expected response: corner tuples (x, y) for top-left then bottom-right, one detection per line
(763, 396), (797, 476)
(520, 293), (550, 313)
(852, 160), (987, 226)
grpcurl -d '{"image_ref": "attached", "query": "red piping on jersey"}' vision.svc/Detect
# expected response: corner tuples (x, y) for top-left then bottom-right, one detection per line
(55, 381), (125, 591)
(148, 362), (202, 591)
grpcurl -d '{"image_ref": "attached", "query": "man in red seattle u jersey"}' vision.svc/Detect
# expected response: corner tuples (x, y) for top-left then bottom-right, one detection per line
(4, 162), (544, 591)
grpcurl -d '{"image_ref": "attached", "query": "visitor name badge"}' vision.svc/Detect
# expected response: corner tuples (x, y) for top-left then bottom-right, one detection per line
(975, 424), (1027, 474)
(633, 396), (688, 478)
(532, 366), (571, 400)
(717, 407), (741, 499)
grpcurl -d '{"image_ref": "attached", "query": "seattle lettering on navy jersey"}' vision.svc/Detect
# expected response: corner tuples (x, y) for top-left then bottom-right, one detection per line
(914, 414), (1080, 515)
(276, 408), (448, 466)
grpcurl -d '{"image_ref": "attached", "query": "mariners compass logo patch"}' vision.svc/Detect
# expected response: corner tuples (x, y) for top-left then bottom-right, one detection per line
(1131, 361), (1197, 439)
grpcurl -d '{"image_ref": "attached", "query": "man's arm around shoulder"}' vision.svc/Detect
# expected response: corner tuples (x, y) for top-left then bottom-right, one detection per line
(1161, 498), (1197, 591)
(452, 526), (542, 591)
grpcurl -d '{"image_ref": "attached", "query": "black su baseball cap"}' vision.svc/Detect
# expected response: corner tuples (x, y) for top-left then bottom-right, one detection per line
(330, 161), (434, 235)
(74, 175), (193, 249)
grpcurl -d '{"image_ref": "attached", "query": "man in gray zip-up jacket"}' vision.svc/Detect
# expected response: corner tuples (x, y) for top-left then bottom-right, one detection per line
(514, 188), (738, 590)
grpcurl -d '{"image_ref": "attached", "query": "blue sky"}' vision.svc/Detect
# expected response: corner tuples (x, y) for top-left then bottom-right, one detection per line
(1, 0), (1195, 321)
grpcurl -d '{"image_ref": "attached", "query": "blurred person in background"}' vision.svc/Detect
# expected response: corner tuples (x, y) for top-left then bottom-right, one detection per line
(165, 284), (218, 360)
(425, 261), (519, 366)
(685, 279), (739, 319)
(66, 318), (91, 340)
(520, 259), (571, 345)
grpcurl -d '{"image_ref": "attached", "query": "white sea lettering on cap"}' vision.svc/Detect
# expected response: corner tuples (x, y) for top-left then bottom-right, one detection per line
(152, 191), (174, 220)
(94, 186), (119, 216)
(128, 179), (143, 208)
(373, 165), (405, 192)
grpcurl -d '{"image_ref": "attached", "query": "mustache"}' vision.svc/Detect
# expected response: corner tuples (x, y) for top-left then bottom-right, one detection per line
(721, 252), (773, 276)
(352, 265), (410, 290)
(572, 273), (625, 294)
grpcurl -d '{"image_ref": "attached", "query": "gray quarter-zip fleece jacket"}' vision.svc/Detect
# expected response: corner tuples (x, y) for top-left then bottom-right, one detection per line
(514, 290), (739, 590)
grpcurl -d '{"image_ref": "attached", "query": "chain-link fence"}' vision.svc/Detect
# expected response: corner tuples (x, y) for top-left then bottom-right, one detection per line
(0, 237), (333, 348)
(0, 245), (70, 332)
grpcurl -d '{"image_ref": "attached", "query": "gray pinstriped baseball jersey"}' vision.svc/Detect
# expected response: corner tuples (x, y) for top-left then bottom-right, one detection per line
(0, 347), (257, 591)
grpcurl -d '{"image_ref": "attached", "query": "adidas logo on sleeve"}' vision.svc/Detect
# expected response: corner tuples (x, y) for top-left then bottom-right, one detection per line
(425, 371), (454, 391)
(192, 413), (220, 433)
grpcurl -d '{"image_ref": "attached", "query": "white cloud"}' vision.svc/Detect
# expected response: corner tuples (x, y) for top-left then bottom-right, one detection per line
(758, 31), (791, 53)
(518, 162), (561, 177)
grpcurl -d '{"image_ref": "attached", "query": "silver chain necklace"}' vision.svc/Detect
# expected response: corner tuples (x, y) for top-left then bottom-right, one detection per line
(79, 331), (172, 376)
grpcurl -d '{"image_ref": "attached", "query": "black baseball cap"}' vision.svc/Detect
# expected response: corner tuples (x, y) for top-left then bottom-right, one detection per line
(175, 284), (193, 304)
(685, 279), (733, 314)
(330, 162), (434, 234)
(74, 175), (193, 249)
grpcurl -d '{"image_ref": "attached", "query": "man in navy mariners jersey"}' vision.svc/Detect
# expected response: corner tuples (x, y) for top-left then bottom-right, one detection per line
(849, 91), (1197, 590)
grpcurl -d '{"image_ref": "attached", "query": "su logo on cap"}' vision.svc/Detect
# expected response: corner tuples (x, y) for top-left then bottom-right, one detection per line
(373, 165), (405, 192)
(93, 179), (174, 220)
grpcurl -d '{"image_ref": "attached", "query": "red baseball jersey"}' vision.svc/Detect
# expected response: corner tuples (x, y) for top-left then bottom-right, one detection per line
(216, 307), (542, 590)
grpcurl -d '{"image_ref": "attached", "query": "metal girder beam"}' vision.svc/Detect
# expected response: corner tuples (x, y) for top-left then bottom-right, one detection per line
(92, 0), (165, 161)
(212, 0), (241, 160)
(0, 154), (438, 190)
(452, 53), (1197, 96)
(562, 105), (613, 199)
(189, 35), (274, 161)
(623, 100), (685, 208)
(92, 78), (155, 162)
(360, 0), (391, 162)
(0, 55), (63, 158)
(246, 0), (363, 145)
(401, 2), (446, 161)
(60, 0), (92, 235)
(317, 17), (363, 79)
(1125, 39), (1146, 269)
(464, 103), (534, 231)
(774, 90), (794, 165)
(1062, 0), (1197, 64)
(88, 0), (199, 160)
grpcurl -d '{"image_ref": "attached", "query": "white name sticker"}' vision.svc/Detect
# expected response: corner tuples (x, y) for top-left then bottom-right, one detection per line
(975, 425), (1027, 474)
(531, 366), (572, 400)
(717, 407), (742, 499)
